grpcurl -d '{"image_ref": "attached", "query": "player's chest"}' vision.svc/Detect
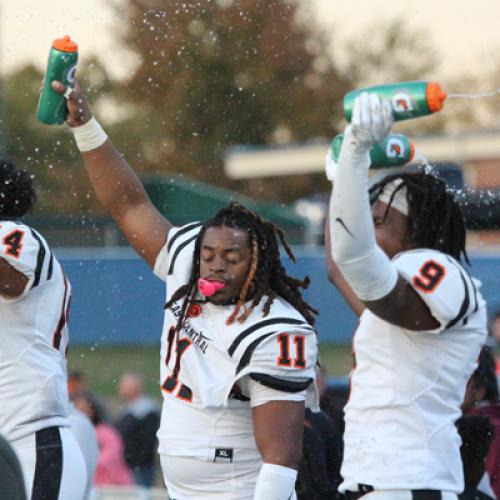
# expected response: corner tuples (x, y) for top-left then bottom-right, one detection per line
(164, 303), (244, 359)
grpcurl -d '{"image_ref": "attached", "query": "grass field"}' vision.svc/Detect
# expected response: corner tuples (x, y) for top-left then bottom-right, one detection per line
(67, 343), (353, 399)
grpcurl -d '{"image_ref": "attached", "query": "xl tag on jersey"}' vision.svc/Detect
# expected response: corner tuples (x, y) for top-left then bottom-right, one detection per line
(214, 448), (233, 463)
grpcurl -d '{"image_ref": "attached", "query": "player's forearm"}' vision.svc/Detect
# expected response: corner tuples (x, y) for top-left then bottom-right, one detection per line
(81, 140), (150, 219)
(325, 211), (365, 317)
(331, 139), (397, 302)
(330, 94), (399, 302)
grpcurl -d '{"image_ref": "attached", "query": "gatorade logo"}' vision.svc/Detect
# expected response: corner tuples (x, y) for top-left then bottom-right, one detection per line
(386, 138), (405, 158)
(66, 64), (77, 83)
(391, 92), (414, 113)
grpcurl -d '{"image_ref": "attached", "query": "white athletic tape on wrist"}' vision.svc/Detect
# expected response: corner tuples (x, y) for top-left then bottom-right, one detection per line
(253, 463), (297, 500)
(72, 117), (108, 152)
(377, 179), (409, 216)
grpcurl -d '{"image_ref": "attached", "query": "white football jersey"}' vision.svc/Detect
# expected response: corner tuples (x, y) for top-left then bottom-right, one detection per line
(154, 223), (318, 461)
(0, 221), (71, 442)
(340, 248), (487, 494)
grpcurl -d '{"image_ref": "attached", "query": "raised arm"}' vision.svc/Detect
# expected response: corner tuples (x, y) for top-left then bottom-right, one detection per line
(323, 141), (365, 317)
(324, 213), (365, 317)
(329, 93), (439, 331)
(52, 80), (173, 268)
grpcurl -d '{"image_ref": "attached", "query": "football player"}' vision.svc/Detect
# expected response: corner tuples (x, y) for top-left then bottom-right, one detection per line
(325, 93), (487, 499)
(0, 159), (87, 499)
(51, 79), (319, 500)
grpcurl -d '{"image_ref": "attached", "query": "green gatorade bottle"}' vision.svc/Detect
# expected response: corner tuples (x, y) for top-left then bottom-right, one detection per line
(343, 81), (446, 122)
(37, 36), (78, 125)
(331, 133), (415, 169)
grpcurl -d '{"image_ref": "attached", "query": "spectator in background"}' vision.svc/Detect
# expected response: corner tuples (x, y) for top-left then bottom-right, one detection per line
(68, 369), (88, 400)
(68, 370), (109, 426)
(116, 371), (160, 488)
(463, 346), (500, 498)
(73, 392), (133, 487)
(296, 367), (344, 500)
(488, 310), (500, 376)
(490, 311), (500, 345)
(456, 415), (495, 500)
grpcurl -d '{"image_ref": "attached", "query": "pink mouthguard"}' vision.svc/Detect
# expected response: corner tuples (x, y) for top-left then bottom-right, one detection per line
(197, 279), (226, 297)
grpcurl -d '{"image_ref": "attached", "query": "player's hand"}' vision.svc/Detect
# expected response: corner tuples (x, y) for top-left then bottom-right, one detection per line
(345, 92), (393, 151)
(51, 80), (92, 128)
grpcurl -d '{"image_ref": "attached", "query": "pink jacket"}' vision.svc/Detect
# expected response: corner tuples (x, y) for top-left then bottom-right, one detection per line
(93, 422), (134, 486)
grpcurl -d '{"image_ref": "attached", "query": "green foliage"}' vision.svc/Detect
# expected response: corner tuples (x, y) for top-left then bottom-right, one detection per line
(342, 19), (438, 88)
(0, 4), (455, 212)
(2, 58), (117, 215)
(112, 0), (351, 201)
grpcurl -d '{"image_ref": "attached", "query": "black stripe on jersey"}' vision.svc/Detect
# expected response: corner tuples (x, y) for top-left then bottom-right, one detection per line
(29, 229), (46, 288)
(445, 257), (471, 329)
(53, 275), (69, 350)
(228, 317), (308, 357)
(47, 252), (54, 280)
(249, 373), (313, 393)
(167, 234), (198, 276)
(167, 222), (203, 253)
(32, 426), (63, 500)
(236, 331), (276, 374)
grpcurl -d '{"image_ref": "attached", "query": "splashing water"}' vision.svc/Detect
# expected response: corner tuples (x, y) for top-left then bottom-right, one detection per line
(413, 148), (433, 174)
(448, 88), (500, 99)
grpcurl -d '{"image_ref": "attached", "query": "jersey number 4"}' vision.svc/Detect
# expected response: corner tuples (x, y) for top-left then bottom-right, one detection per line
(3, 229), (25, 258)
(277, 333), (306, 368)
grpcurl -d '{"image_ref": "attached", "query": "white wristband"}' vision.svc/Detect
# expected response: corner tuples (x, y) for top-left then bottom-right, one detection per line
(72, 117), (108, 152)
(254, 463), (297, 500)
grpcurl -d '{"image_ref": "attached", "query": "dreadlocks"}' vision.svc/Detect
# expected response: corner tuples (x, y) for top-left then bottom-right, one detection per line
(164, 202), (317, 380)
(0, 158), (37, 218)
(165, 202), (317, 333)
(369, 172), (468, 264)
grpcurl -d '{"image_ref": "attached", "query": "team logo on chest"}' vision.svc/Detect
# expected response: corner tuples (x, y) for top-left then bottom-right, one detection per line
(168, 303), (213, 354)
(187, 303), (202, 318)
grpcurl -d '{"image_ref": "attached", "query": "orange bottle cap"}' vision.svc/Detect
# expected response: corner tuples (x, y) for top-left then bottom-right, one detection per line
(409, 139), (415, 162)
(52, 35), (78, 53)
(426, 81), (446, 112)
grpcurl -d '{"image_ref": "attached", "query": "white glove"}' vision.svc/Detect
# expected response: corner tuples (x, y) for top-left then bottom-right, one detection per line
(345, 92), (394, 152)
(324, 146), (338, 183)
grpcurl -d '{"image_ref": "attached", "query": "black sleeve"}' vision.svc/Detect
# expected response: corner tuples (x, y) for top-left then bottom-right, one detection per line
(249, 373), (313, 393)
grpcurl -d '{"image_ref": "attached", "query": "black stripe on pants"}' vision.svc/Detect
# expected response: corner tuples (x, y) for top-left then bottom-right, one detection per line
(346, 491), (442, 500)
(31, 427), (62, 500)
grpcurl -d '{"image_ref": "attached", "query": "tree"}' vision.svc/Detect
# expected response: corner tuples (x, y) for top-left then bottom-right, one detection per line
(3, 58), (118, 214)
(113, 0), (352, 201)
